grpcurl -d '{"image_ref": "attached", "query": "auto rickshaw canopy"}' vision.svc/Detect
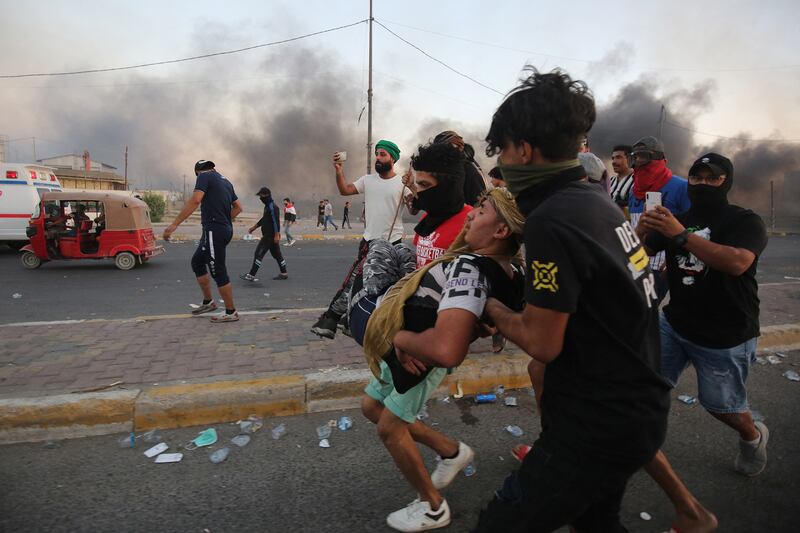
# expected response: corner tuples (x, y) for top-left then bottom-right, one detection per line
(40, 191), (152, 231)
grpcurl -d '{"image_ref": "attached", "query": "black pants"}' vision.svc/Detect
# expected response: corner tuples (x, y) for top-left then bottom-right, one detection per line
(191, 224), (233, 286)
(249, 234), (286, 276)
(473, 440), (643, 533)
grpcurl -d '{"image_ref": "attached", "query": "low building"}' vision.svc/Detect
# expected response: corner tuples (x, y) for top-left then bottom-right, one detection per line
(37, 153), (127, 191)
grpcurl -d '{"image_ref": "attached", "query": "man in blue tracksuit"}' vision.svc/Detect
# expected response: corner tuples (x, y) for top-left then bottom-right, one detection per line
(241, 187), (288, 282)
(163, 159), (242, 322)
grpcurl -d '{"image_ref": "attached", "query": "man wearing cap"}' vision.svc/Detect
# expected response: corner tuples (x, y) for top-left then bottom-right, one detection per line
(629, 136), (691, 299)
(311, 139), (407, 339)
(637, 153), (769, 477)
(164, 160), (243, 322)
(240, 187), (288, 282)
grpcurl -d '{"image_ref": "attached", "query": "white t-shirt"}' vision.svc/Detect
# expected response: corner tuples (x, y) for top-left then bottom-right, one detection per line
(353, 173), (405, 242)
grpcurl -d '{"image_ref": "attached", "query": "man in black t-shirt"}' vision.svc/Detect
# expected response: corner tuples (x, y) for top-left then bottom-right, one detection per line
(638, 152), (769, 477)
(474, 68), (670, 533)
(240, 187), (288, 282)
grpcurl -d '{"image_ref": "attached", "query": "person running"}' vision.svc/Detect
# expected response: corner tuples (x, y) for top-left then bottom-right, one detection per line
(475, 68), (670, 532)
(241, 187), (288, 282)
(323, 199), (338, 231)
(352, 188), (525, 532)
(310, 139), (406, 339)
(342, 201), (352, 229)
(163, 160), (242, 323)
(283, 197), (297, 246)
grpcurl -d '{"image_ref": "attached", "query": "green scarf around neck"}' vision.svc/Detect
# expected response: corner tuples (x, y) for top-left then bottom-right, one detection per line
(500, 159), (581, 196)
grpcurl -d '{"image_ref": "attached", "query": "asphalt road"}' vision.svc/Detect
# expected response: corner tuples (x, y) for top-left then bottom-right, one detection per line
(1, 235), (798, 325)
(1, 354), (798, 533)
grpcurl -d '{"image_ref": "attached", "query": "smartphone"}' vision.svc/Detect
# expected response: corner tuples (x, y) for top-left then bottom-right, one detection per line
(334, 151), (347, 162)
(645, 191), (662, 212)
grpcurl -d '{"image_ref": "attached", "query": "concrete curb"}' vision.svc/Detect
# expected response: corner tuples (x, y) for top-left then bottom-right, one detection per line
(2, 324), (798, 444)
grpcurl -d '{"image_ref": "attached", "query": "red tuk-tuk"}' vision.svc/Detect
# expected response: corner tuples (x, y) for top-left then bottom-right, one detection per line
(21, 191), (164, 270)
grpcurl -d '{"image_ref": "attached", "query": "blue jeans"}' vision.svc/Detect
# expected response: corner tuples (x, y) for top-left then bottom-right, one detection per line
(323, 215), (337, 230)
(660, 313), (757, 413)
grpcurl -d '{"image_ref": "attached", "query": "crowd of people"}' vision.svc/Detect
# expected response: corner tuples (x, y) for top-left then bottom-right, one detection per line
(163, 66), (768, 532)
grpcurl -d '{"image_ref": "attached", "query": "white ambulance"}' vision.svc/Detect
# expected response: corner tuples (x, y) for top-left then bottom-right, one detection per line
(0, 163), (63, 249)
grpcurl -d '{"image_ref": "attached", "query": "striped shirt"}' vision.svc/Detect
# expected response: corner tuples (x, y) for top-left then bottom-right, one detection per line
(609, 172), (634, 208)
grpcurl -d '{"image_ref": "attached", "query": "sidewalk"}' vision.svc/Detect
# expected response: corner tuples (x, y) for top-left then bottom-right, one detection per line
(1, 298), (799, 444)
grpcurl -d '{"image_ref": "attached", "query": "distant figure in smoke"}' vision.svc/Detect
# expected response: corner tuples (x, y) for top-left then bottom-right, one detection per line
(317, 200), (325, 227)
(342, 201), (352, 229)
(433, 130), (487, 206)
(283, 197), (296, 246)
(310, 139), (406, 339)
(241, 187), (288, 282)
(609, 144), (634, 213)
(163, 159), (242, 322)
(323, 199), (338, 231)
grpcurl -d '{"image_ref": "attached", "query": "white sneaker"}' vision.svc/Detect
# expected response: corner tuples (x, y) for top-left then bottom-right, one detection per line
(431, 442), (474, 489)
(386, 498), (450, 532)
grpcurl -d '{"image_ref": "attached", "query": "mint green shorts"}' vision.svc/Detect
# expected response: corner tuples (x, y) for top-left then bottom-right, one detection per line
(364, 360), (448, 424)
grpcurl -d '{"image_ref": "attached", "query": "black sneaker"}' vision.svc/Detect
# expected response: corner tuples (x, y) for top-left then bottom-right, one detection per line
(273, 274), (289, 280)
(311, 314), (338, 339)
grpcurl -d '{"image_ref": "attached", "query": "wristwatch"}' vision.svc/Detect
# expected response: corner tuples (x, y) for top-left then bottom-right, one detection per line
(671, 230), (690, 249)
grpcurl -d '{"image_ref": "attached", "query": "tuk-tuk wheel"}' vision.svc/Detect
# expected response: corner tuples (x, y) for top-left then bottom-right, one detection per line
(21, 251), (42, 270)
(115, 252), (136, 271)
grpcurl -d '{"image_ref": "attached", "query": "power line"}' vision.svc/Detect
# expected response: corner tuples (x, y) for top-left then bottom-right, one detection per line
(664, 120), (800, 143)
(373, 20), (503, 95)
(379, 19), (800, 73)
(0, 20), (368, 79)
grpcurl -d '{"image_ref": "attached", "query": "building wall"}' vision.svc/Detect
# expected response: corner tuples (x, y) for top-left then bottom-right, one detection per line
(59, 177), (125, 190)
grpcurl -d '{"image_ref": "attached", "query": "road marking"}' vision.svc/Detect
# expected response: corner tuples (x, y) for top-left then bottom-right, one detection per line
(761, 281), (800, 287)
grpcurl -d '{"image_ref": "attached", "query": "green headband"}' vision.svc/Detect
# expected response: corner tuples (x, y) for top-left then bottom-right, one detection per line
(375, 139), (400, 162)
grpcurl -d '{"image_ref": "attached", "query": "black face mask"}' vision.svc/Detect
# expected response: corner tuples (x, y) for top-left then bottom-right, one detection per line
(259, 196), (270, 205)
(688, 184), (728, 209)
(411, 173), (465, 237)
(375, 160), (392, 174)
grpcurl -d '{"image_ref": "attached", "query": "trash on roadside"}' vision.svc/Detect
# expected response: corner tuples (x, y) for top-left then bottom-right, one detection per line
(144, 442), (169, 458)
(42, 440), (61, 449)
(766, 355), (783, 365)
(504, 397), (518, 407)
(493, 385), (505, 396)
(327, 419), (337, 428)
(185, 428), (218, 450)
(231, 435), (251, 447)
(155, 453), (183, 463)
(754, 356), (767, 365)
(319, 439), (331, 448)
(639, 511), (652, 521)
(316, 424), (332, 440)
(11, 293), (22, 299)
(784, 370), (800, 382)
(416, 405), (429, 421)
(453, 382), (464, 399)
(140, 430), (163, 443)
(505, 425), (524, 437)
(337, 416), (353, 431)
(775, 352), (788, 358)
(464, 464), (477, 477)
(439, 396), (450, 404)
(239, 415), (263, 434)
(271, 423), (287, 440)
(264, 293), (270, 298)
(210, 447), (231, 464)
(71, 380), (124, 394)
(677, 395), (697, 405)
(117, 432), (136, 448)
(475, 393), (497, 404)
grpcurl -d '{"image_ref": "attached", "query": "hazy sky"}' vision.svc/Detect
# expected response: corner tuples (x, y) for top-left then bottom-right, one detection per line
(1, 0), (798, 204)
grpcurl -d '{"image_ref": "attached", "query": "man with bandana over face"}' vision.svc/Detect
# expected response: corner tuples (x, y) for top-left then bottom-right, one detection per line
(638, 153), (770, 479)
(311, 139), (406, 339)
(241, 187), (288, 282)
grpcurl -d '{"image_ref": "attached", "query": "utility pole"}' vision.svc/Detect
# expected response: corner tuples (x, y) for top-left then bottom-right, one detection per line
(124, 146), (129, 190)
(366, 0), (374, 175)
(657, 105), (666, 139)
(183, 174), (187, 202)
(770, 180), (775, 233)
(32, 137), (36, 162)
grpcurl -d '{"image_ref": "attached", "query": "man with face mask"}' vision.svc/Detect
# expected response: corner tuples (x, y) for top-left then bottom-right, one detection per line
(241, 187), (288, 282)
(638, 153), (769, 478)
(311, 139), (406, 339)
(433, 130), (487, 206)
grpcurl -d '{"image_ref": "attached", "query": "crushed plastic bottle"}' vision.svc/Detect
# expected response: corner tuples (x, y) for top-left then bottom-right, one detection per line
(775, 352), (788, 358)
(240, 415), (263, 434)
(766, 355), (782, 365)
(493, 385), (505, 396)
(316, 424), (332, 440)
(11, 293), (22, 299)
(319, 439), (331, 448)
(504, 397), (518, 407)
(505, 425), (524, 437)
(784, 370), (800, 382)
(677, 395), (697, 405)
(209, 447), (231, 464)
(140, 430), (162, 443)
(337, 416), (353, 431)
(231, 435), (251, 447)
(754, 356), (768, 366)
(639, 511), (652, 521)
(117, 432), (136, 448)
(464, 463), (477, 477)
(271, 423), (287, 440)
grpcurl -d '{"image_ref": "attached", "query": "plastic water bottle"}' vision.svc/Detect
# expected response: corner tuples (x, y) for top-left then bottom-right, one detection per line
(209, 447), (230, 464)
(475, 394), (497, 404)
(337, 416), (353, 431)
(505, 425), (524, 437)
(464, 463), (477, 477)
(271, 423), (286, 440)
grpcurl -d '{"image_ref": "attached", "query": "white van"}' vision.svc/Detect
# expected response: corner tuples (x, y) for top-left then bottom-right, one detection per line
(0, 163), (63, 249)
